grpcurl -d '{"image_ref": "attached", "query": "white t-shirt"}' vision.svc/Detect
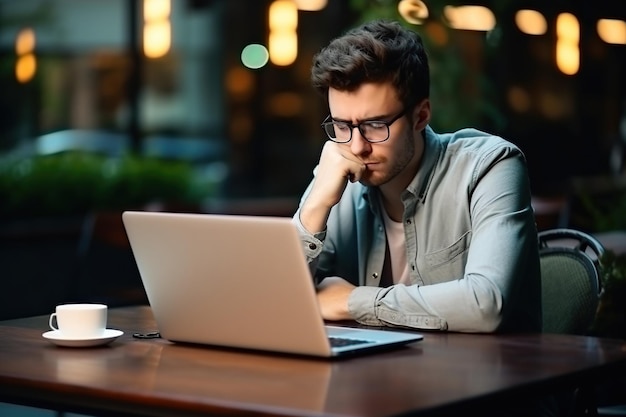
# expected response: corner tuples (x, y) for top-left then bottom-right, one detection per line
(381, 207), (410, 285)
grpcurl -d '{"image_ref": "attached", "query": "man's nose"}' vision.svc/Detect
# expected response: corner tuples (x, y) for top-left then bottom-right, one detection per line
(350, 127), (371, 155)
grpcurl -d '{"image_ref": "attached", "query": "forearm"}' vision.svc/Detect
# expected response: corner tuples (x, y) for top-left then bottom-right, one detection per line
(299, 197), (332, 235)
(347, 280), (502, 332)
(298, 141), (367, 234)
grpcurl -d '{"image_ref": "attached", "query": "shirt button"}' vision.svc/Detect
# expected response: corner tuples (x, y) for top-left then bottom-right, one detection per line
(308, 243), (317, 250)
(406, 219), (412, 225)
(411, 264), (416, 270)
(372, 272), (379, 279)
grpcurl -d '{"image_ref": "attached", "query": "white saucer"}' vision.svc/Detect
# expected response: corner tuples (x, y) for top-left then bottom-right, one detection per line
(42, 329), (124, 347)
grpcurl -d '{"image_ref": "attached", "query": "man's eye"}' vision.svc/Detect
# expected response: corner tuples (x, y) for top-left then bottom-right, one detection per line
(335, 123), (351, 132)
(364, 122), (386, 130)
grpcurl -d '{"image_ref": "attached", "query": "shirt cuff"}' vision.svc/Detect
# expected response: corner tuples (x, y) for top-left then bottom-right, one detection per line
(347, 286), (386, 326)
(292, 215), (325, 259)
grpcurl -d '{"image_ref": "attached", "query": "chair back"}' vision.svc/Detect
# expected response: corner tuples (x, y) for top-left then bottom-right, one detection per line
(538, 228), (605, 335)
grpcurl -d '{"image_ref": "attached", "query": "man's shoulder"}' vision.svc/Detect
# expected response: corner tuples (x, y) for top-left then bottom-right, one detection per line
(441, 128), (516, 147)
(434, 128), (522, 158)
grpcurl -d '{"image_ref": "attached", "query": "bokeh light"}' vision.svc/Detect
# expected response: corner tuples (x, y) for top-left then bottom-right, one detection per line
(241, 44), (269, 69)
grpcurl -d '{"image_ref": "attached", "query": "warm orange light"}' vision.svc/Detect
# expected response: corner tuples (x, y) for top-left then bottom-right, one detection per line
(556, 13), (579, 75)
(444, 5), (495, 31)
(15, 28), (36, 55)
(293, 0), (326, 11)
(268, 0), (298, 66)
(269, 0), (298, 31)
(226, 66), (255, 98)
(269, 32), (298, 66)
(144, 0), (170, 21)
(597, 19), (626, 45)
(267, 92), (303, 117)
(556, 43), (579, 75)
(15, 53), (36, 83)
(556, 13), (579, 42)
(515, 9), (547, 35)
(143, 0), (171, 59)
(398, 0), (429, 25)
(424, 21), (448, 46)
(15, 28), (36, 83)
(143, 21), (171, 58)
(507, 86), (531, 113)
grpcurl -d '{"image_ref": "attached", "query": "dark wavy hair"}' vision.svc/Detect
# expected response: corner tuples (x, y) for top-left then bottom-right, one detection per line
(311, 19), (430, 110)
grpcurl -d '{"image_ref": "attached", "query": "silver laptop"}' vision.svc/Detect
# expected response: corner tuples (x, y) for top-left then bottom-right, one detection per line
(122, 211), (423, 358)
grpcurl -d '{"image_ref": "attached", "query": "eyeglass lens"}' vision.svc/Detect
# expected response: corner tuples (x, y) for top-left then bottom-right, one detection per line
(324, 122), (390, 143)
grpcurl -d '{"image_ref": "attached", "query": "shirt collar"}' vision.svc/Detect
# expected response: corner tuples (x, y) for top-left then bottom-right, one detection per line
(404, 125), (441, 203)
(363, 125), (442, 207)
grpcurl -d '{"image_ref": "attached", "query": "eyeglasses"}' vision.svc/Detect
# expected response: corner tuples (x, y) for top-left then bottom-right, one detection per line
(321, 109), (406, 143)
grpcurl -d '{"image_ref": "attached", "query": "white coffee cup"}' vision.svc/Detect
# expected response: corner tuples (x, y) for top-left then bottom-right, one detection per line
(49, 303), (108, 338)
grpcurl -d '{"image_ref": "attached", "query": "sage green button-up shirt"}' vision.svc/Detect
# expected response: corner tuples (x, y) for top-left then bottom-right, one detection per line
(294, 126), (541, 333)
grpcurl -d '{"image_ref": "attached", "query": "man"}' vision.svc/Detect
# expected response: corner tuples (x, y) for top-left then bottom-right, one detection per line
(293, 19), (541, 333)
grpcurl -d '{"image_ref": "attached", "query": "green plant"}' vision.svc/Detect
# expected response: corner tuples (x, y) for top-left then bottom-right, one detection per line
(577, 190), (626, 232)
(591, 251), (626, 339)
(348, 0), (508, 132)
(0, 152), (215, 218)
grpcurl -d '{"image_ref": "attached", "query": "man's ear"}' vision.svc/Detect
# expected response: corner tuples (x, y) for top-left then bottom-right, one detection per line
(412, 99), (431, 131)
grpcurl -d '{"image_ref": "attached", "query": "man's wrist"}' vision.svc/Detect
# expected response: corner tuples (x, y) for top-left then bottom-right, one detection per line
(300, 199), (331, 234)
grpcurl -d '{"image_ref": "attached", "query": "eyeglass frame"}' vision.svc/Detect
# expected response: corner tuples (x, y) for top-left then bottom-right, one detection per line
(320, 109), (407, 143)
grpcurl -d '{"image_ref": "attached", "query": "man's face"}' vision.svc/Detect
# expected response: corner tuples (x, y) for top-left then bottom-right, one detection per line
(327, 82), (425, 188)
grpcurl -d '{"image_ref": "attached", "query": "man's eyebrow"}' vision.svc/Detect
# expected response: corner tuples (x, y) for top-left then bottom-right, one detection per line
(331, 113), (393, 123)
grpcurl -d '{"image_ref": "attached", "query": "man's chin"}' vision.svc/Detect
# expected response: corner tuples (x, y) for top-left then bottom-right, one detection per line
(358, 173), (384, 187)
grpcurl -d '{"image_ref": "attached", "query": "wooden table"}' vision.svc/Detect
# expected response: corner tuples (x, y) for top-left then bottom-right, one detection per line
(1, 306), (625, 417)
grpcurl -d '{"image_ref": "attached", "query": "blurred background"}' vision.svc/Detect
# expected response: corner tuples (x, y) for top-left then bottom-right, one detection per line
(0, 0), (625, 320)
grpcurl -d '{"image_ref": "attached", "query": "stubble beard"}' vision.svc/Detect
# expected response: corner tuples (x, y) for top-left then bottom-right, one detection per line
(359, 131), (416, 188)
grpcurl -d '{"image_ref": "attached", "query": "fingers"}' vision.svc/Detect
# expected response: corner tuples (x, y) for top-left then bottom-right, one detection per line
(311, 143), (362, 203)
(299, 142), (365, 233)
(332, 143), (366, 179)
(322, 141), (365, 183)
(347, 162), (366, 182)
(316, 277), (355, 321)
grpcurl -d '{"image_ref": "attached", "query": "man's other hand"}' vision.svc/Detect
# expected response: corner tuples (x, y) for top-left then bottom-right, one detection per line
(316, 277), (356, 321)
